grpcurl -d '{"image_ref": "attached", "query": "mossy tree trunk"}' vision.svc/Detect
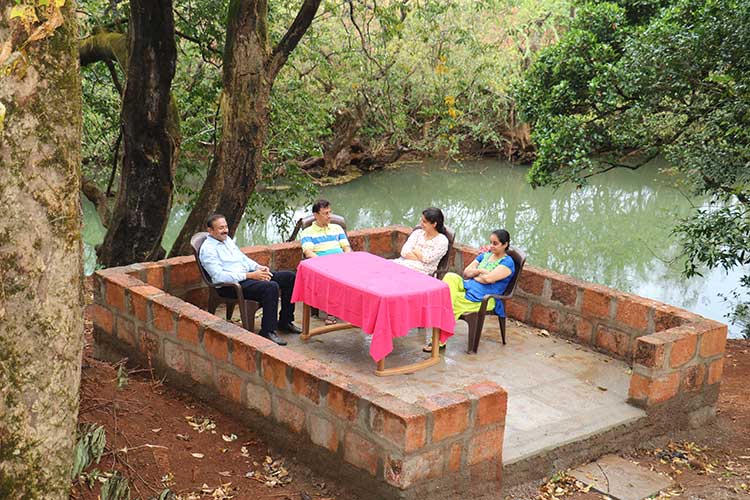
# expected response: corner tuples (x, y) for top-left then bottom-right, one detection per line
(0, 1), (84, 498)
(169, 0), (322, 256)
(97, 0), (178, 266)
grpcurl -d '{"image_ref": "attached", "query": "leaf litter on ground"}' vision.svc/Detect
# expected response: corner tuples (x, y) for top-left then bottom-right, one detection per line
(244, 455), (293, 487)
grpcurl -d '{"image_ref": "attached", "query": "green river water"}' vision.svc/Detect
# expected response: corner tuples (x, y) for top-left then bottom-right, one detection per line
(82, 159), (747, 338)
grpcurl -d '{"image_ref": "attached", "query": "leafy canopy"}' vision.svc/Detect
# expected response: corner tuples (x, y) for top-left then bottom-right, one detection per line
(516, 0), (750, 334)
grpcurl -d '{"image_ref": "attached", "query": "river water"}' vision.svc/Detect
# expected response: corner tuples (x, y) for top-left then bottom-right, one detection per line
(82, 159), (747, 338)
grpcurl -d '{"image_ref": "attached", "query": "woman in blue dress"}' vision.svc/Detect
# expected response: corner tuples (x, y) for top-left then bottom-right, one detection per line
(424, 229), (515, 352)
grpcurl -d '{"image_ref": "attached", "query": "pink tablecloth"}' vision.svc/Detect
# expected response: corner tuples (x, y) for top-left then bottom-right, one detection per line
(291, 252), (455, 362)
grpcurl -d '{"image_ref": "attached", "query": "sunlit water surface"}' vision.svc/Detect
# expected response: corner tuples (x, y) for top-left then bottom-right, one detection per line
(82, 159), (747, 338)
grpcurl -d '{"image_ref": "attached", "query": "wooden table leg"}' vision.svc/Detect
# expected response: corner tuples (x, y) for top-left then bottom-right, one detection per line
(375, 327), (443, 377)
(301, 303), (311, 340)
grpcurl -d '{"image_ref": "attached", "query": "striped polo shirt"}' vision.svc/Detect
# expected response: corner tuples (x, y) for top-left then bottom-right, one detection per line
(300, 222), (350, 256)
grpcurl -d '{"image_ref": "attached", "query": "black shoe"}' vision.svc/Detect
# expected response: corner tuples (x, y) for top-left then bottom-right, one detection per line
(261, 331), (287, 346)
(278, 322), (302, 334)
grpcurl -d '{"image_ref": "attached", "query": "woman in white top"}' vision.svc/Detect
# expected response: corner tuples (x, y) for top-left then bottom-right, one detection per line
(392, 207), (449, 276)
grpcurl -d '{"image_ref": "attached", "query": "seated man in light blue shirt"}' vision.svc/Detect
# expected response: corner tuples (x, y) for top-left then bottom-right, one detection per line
(199, 214), (300, 346)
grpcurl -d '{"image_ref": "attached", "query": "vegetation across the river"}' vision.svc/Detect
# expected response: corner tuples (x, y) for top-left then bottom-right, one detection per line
(517, 0), (750, 335)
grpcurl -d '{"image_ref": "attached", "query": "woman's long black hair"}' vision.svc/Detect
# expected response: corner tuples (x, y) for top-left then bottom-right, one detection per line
(422, 207), (447, 236)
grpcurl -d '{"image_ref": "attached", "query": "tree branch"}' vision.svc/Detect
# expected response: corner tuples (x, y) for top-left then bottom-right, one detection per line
(268, 0), (323, 79)
(81, 177), (112, 227)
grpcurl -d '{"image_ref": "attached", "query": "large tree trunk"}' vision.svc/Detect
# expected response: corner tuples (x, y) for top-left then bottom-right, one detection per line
(96, 0), (178, 266)
(0, 1), (84, 498)
(322, 106), (364, 176)
(170, 0), (322, 256)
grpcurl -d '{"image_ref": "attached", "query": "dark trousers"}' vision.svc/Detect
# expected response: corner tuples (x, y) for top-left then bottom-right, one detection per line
(218, 271), (295, 334)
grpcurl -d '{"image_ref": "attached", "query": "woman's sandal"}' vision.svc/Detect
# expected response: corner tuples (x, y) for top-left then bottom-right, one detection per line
(422, 342), (446, 353)
(324, 316), (338, 326)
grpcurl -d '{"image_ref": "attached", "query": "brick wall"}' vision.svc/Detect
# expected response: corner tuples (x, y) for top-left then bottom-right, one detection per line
(90, 227), (505, 500)
(448, 244), (727, 425)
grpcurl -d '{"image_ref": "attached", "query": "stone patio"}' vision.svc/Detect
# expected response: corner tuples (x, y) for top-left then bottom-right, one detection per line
(277, 305), (646, 473)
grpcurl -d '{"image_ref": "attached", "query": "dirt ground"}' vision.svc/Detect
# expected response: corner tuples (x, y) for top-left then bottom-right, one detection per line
(72, 305), (750, 500)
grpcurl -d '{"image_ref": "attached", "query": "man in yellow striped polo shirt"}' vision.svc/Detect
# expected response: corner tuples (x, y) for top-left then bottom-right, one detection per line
(300, 199), (351, 258)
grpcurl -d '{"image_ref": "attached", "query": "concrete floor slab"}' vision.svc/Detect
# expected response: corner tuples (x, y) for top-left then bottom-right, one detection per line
(243, 306), (647, 466)
(570, 455), (674, 500)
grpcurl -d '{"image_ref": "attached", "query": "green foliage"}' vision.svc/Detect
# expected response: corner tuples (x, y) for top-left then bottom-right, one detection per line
(78, 0), (572, 243)
(100, 471), (130, 500)
(71, 423), (106, 480)
(517, 0), (750, 332)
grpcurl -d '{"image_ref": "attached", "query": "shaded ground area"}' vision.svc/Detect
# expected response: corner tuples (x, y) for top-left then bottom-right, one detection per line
(73, 321), (359, 500)
(74, 297), (750, 499)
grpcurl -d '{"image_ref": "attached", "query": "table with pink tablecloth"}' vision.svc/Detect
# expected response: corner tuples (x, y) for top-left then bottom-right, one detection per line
(291, 252), (455, 365)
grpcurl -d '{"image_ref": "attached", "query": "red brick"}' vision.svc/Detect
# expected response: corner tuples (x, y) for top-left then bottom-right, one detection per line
(260, 347), (307, 390)
(326, 379), (360, 422)
(275, 397), (305, 432)
(595, 326), (631, 358)
(699, 324), (727, 358)
(183, 287), (209, 309)
(151, 295), (181, 334)
(577, 319), (593, 344)
(460, 248), (481, 270)
(668, 329), (698, 368)
(231, 335), (271, 374)
(633, 336), (666, 368)
(629, 372), (680, 404)
(550, 280), (577, 307)
(385, 448), (443, 489)
(681, 364), (705, 392)
(188, 353), (213, 386)
(468, 427), (504, 465)
(128, 285), (162, 322)
(707, 358), (724, 385)
(207, 319), (248, 339)
(164, 339), (187, 372)
(466, 382), (507, 427)
(505, 297), (529, 321)
(628, 373), (650, 401)
(116, 316), (137, 346)
(368, 230), (393, 257)
(293, 360), (330, 404)
(169, 261), (202, 289)
(654, 305), (697, 331)
(309, 415), (339, 452)
(176, 316), (200, 344)
(246, 383), (271, 416)
(348, 234), (366, 252)
(556, 312), (579, 338)
(582, 287), (612, 318)
(88, 304), (113, 333)
(421, 392), (470, 442)
(448, 442), (462, 472)
(344, 432), (378, 476)
(141, 263), (165, 289)
(271, 242), (302, 270)
(369, 395), (427, 452)
(105, 280), (126, 312)
(519, 270), (545, 296)
(139, 328), (161, 359)
(529, 304), (559, 331)
(203, 329), (229, 361)
(216, 369), (242, 402)
(242, 248), (271, 267)
(615, 297), (650, 331)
